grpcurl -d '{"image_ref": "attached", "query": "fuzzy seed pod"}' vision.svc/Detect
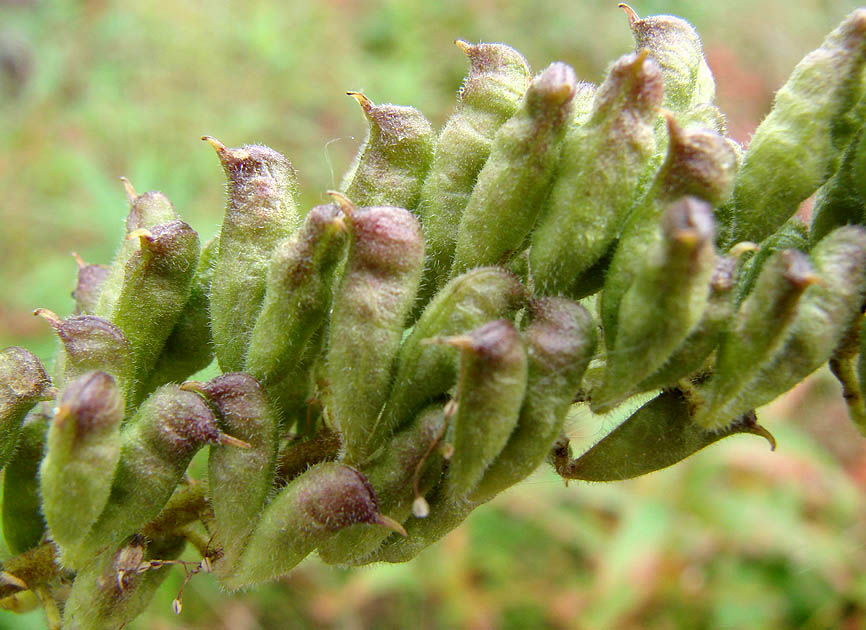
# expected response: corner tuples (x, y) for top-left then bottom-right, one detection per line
(451, 62), (577, 276)
(64, 385), (237, 568)
(224, 463), (403, 590)
(185, 374), (279, 578)
(0, 347), (52, 471)
(530, 51), (663, 298)
(71, 253), (110, 316)
(326, 201), (425, 465)
(719, 9), (866, 248)
(245, 202), (348, 388)
(317, 404), (447, 566)
(375, 267), (526, 452)
(205, 138), (303, 372)
(593, 197), (716, 413)
(40, 372), (124, 556)
(471, 297), (597, 502)
(695, 225), (866, 430)
(341, 93), (435, 211)
(143, 234), (219, 391)
(439, 319), (528, 500)
(2, 413), (48, 554)
(619, 4), (715, 111)
(553, 390), (774, 481)
(415, 41), (530, 301)
(33, 310), (132, 394)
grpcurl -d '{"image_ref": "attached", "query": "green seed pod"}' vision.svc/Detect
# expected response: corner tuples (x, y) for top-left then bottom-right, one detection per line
(204, 137), (303, 372)
(719, 9), (866, 248)
(223, 462), (404, 590)
(71, 253), (110, 316)
(245, 203), (348, 387)
(593, 197), (716, 413)
(143, 234), (219, 391)
(65, 385), (241, 568)
(553, 390), (774, 481)
(733, 217), (809, 305)
(0, 347), (52, 471)
(40, 372), (124, 556)
(619, 4), (715, 111)
(451, 62), (577, 276)
(183, 374), (279, 578)
(101, 220), (200, 407)
(33, 310), (132, 393)
(439, 319), (528, 500)
(600, 117), (737, 346)
(696, 225), (866, 430)
(326, 199), (425, 465)
(2, 413), (48, 554)
(636, 255), (738, 391)
(94, 180), (180, 318)
(529, 51), (663, 298)
(340, 93), (435, 211)
(471, 298), (598, 502)
(810, 120), (866, 245)
(415, 40), (530, 300)
(317, 404), (447, 566)
(374, 267), (526, 452)
(62, 534), (186, 630)
(695, 249), (819, 425)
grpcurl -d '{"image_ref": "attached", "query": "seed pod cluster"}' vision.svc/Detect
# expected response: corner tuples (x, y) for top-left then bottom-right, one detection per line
(3, 8), (866, 627)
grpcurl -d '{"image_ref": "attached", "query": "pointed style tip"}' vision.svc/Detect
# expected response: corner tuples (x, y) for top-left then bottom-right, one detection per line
(201, 135), (227, 153)
(618, 3), (639, 27)
(327, 190), (355, 218)
(0, 571), (27, 591)
(71, 251), (87, 269)
(729, 241), (760, 257)
(119, 176), (138, 204)
(422, 334), (474, 350)
(454, 39), (473, 55)
(375, 513), (408, 537)
(217, 432), (252, 449)
(126, 227), (154, 244)
(32, 308), (62, 328)
(179, 380), (204, 394)
(346, 91), (375, 115)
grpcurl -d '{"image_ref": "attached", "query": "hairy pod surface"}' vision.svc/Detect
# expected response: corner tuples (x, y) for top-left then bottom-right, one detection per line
(326, 203), (424, 465)
(341, 93), (435, 211)
(720, 9), (866, 248)
(733, 217), (810, 306)
(0, 347), (52, 471)
(416, 41), (530, 301)
(206, 139), (303, 372)
(71, 255), (110, 316)
(530, 51), (663, 298)
(2, 413), (48, 554)
(451, 62), (577, 276)
(40, 371), (124, 555)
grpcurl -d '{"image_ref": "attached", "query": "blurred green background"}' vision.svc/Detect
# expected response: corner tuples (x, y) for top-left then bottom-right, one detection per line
(2, 0), (866, 628)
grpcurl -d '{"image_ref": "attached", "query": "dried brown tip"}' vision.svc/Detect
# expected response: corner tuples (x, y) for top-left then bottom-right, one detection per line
(0, 572), (27, 592)
(33, 308), (62, 328)
(745, 423), (777, 451)
(216, 432), (252, 449)
(422, 334), (474, 351)
(346, 91), (375, 115)
(201, 135), (227, 154)
(375, 513), (408, 537)
(179, 380), (205, 394)
(126, 227), (154, 245)
(327, 190), (355, 219)
(729, 241), (759, 258)
(119, 176), (138, 204)
(618, 3), (640, 27)
(71, 251), (87, 269)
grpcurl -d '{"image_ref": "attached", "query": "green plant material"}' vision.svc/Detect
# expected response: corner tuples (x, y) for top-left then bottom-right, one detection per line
(143, 235), (219, 391)
(733, 217), (810, 305)
(2, 414), (48, 555)
(40, 371), (124, 555)
(552, 390), (774, 481)
(340, 93), (435, 211)
(451, 62), (577, 275)
(472, 297), (597, 502)
(275, 427), (342, 484)
(326, 198), (425, 465)
(600, 116), (737, 348)
(62, 534), (187, 630)
(416, 40), (530, 301)
(375, 266), (526, 451)
(719, 9), (866, 248)
(0, 347), (52, 471)
(71, 253), (109, 316)
(695, 225), (866, 430)
(63, 385), (242, 568)
(0, 542), (59, 601)
(94, 181), (180, 319)
(530, 50), (663, 298)
(205, 138), (303, 372)
(33, 310), (132, 394)
(224, 462), (404, 590)
(184, 374), (279, 579)
(618, 4), (715, 112)
(593, 196), (716, 413)
(244, 202), (348, 388)
(317, 404), (447, 566)
(437, 319), (528, 500)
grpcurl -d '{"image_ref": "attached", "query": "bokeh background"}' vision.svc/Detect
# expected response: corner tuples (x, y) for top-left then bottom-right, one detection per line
(2, 1), (866, 628)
